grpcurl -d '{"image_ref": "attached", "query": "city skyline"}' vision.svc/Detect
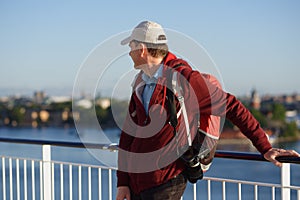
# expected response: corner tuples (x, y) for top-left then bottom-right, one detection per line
(1, 1), (300, 98)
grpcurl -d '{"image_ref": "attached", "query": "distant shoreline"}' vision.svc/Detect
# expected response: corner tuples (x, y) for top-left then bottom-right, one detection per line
(218, 136), (300, 145)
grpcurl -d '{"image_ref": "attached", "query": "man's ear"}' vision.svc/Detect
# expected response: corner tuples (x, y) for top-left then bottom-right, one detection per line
(139, 43), (148, 58)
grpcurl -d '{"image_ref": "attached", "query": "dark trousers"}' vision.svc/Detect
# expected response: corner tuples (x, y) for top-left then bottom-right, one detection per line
(130, 173), (187, 200)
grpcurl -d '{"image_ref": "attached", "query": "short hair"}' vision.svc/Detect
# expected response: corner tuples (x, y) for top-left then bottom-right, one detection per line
(132, 40), (169, 58)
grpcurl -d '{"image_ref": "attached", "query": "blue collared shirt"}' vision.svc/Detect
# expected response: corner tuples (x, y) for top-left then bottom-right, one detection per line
(142, 65), (163, 115)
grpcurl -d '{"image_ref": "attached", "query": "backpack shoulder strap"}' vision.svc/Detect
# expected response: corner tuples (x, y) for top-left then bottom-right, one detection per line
(166, 63), (193, 147)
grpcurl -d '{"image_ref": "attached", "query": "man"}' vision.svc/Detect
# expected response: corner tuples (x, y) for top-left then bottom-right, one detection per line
(116, 21), (299, 200)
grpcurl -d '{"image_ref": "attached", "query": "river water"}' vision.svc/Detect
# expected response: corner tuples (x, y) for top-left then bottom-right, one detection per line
(0, 127), (299, 199)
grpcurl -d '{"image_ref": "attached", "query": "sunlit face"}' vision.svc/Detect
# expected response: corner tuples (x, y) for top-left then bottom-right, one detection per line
(129, 41), (145, 69)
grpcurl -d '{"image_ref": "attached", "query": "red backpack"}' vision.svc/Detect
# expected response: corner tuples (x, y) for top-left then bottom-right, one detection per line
(166, 61), (222, 183)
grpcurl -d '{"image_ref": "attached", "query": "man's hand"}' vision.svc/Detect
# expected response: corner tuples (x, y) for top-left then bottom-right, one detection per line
(264, 148), (300, 167)
(116, 186), (131, 200)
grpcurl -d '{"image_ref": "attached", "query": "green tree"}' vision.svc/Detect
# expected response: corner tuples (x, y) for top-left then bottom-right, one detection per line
(272, 103), (286, 122)
(50, 101), (72, 111)
(223, 119), (234, 130)
(250, 108), (267, 128)
(95, 105), (109, 124)
(283, 122), (298, 138)
(109, 100), (129, 127)
(10, 106), (25, 125)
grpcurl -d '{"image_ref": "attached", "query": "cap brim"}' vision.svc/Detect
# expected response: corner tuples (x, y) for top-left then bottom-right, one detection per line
(120, 36), (131, 45)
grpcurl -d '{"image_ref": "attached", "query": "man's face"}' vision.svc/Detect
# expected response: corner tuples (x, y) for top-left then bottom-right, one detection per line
(129, 41), (144, 69)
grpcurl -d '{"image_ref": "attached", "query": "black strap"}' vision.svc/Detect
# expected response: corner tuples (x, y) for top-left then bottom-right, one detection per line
(166, 74), (177, 135)
(166, 63), (185, 136)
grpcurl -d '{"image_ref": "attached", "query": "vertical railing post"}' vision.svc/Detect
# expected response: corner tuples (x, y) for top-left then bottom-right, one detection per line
(42, 145), (52, 200)
(108, 169), (112, 200)
(281, 163), (290, 200)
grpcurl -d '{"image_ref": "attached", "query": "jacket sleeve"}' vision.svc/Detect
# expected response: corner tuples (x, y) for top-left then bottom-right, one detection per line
(185, 70), (272, 154)
(117, 129), (133, 187)
(117, 97), (137, 187)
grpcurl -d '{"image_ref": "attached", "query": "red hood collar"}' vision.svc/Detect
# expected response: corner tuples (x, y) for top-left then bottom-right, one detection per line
(163, 52), (178, 65)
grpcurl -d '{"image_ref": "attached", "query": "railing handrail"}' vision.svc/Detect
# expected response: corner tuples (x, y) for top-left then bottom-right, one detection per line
(0, 137), (118, 151)
(0, 137), (299, 164)
(215, 150), (300, 164)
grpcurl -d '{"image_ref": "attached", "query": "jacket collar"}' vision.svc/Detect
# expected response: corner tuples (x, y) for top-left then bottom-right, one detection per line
(163, 52), (178, 65)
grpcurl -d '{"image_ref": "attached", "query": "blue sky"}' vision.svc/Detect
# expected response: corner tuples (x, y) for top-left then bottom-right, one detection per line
(0, 0), (299, 98)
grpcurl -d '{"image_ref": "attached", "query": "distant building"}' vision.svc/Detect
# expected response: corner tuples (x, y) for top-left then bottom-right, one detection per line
(48, 96), (71, 103)
(96, 98), (111, 109)
(33, 91), (46, 104)
(250, 88), (261, 110)
(75, 99), (93, 109)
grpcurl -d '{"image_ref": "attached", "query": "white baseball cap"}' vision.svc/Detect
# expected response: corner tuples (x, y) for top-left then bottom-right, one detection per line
(121, 21), (167, 45)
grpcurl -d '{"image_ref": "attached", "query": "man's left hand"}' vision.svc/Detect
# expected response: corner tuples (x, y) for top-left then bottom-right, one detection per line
(264, 148), (300, 167)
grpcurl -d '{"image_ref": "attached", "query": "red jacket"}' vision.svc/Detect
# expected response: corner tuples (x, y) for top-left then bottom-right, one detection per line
(117, 52), (272, 194)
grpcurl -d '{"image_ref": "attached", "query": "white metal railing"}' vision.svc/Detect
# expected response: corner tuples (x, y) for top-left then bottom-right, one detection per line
(202, 174), (300, 200)
(0, 138), (299, 200)
(1, 154), (117, 200)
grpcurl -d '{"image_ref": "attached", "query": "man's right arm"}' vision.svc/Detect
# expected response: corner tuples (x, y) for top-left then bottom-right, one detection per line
(117, 98), (137, 192)
(117, 126), (135, 187)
